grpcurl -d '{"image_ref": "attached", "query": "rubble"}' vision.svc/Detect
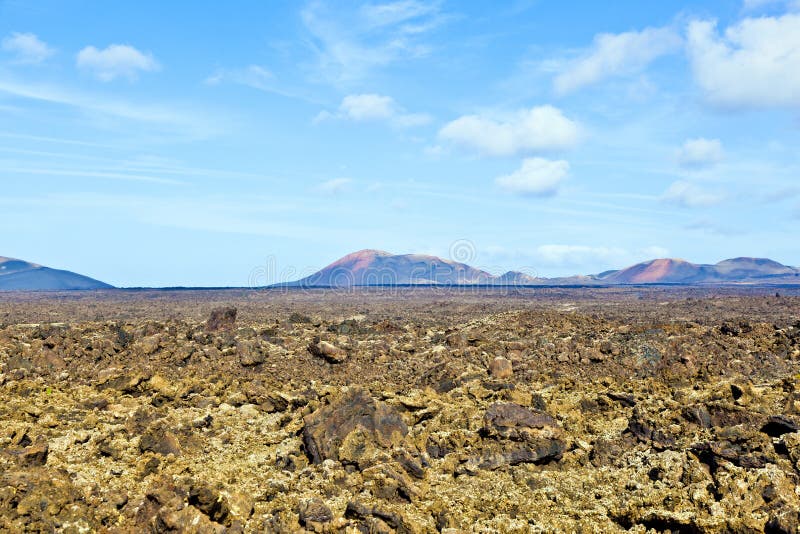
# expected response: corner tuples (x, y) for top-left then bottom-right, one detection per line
(0, 287), (798, 531)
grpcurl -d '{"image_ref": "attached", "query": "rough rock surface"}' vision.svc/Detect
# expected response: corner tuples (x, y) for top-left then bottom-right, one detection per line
(0, 287), (799, 532)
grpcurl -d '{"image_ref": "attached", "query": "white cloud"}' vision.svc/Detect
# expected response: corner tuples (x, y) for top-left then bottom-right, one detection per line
(0, 78), (217, 138)
(495, 157), (569, 196)
(640, 246), (670, 258)
(677, 138), (724, 168)
(662, 180), (724, 207)
(554, 26), (682, 95)
(2, 32), (55, 64)
(76, 44), (159, 81)
(316, 177), (352, 194)
(315, 93), (431, 127)
(204, 65), (323, 104)
(485, 244), (671, 271)
(533, 245), (628, 267)
(301, 1), (445, 85)
(687, 15), (800, 108)
(340, 93), (395, 120)
(205, 65), (273, 89)
(360, 1), (441, 28)
(439, 106), (580, 157)
(684, 218), (742, 235)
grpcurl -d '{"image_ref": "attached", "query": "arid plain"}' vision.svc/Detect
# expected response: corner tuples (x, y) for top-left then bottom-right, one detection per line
(1, 287), (800, 533)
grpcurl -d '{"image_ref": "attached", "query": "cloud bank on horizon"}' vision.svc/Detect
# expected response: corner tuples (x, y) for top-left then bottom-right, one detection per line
(0, 0), (798, 287)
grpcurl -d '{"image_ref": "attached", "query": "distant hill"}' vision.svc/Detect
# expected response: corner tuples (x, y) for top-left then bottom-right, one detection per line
(288, 249), (497, 286)
(281, 250), (800, 287)
(595, 257), (800, 285)
(0, 256), (113, 291)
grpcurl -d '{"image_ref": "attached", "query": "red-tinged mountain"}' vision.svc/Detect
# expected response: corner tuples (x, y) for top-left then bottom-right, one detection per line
(598, 258), (711, 284)
(289, 249), (496, 286)
(596, 257), (800, 285)
(283, 251), (800, 287)
(0, 256), (113, 291)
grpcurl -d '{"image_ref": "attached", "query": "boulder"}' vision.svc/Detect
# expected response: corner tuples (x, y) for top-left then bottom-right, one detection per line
(206, 307), (237, 332)
(460, 402), (565, 472)
(297, 497), (333, 527)
(307, 339), (348, 364)
(302, 388), (408, 464)
(488, 356), (513, 379)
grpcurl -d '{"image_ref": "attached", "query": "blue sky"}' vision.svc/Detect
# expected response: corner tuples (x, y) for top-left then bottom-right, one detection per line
(1, 0), (799, 286)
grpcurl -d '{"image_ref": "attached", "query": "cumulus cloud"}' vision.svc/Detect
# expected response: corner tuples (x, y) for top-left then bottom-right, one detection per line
(316, 177), (352, 194)
(677, 138), (724, 168)
(1, 32), (55, 64)
(687, 15), (800, 108)
(495, 157), (569, 197)
(554, 26), (682, 95)
(662, 180), (724, 207)
(76, 44), (159, 81)
(438, 106), (580, 157)
(314, 93), (430, 127)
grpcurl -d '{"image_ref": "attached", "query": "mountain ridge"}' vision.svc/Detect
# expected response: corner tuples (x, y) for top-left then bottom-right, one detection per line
(281, 251), (800, 287)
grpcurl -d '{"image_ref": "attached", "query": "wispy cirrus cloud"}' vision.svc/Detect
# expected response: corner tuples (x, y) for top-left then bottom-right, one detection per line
(741, 0), (800, 11)
(553, 26), (682, 95)
(203, 64), (320, 103)
(300, 0), (447, 85)
(316, 177), (353, 195)
(0, 77), (217, 137)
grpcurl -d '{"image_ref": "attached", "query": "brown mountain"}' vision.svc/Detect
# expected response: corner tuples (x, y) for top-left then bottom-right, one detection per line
(596, 257), (800, 284)
(0, 256), (113, 291)
(284, 251), (800, 287)
(290, 249), (496, 286)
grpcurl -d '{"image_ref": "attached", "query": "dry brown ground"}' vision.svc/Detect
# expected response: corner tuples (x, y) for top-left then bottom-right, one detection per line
(1, 287), (799, 533)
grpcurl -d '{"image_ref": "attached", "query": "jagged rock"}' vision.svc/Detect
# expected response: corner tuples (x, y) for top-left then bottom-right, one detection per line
(187, 481), (253, 527)
(761, 415), (799, 437)
(206, 307), (237, 332)
(19, 439), (48, 466)
(489, 356), (513, 379)
(626, 407), (677, 449)
(237, 340), (265, 366)
(459, 402), (566, 472)
(139, 428), (182, 457)
(307, 339), (348, 364)
(298, 497), (333, 526)
(302, 388), (408, 464)
(483, 402), (559, 440)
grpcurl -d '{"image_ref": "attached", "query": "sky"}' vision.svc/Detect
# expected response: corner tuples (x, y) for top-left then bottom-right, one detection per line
(1, 0), (800, 287)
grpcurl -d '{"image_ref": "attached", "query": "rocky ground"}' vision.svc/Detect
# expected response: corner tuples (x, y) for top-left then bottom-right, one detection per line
(1, 287), (799, 533)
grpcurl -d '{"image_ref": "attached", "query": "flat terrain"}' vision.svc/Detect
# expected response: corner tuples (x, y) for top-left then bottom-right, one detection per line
(1, 287), (799, 532)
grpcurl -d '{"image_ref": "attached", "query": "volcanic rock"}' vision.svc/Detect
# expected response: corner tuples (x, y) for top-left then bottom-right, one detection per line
(206, 307), (237, 332)
(302, 388), (408, 464)
(307, 339), (348, 363)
